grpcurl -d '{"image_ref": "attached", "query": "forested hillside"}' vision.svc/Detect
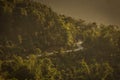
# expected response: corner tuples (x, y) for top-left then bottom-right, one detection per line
(0, 0), (120, 80)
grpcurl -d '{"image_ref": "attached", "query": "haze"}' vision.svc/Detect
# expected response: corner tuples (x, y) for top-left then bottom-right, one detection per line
(38, 0), (120, 26)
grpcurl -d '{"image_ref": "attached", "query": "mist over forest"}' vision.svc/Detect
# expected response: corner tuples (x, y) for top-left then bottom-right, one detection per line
(0, 0), (120, 80)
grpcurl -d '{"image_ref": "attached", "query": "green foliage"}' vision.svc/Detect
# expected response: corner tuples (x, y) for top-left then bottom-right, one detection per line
(0, 0), (77, 53)
(0, 0), (120, 80)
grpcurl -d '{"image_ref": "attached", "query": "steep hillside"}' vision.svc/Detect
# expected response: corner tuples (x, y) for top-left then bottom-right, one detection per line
(0, 0), (77, 55)
(0, 0), (120, 80)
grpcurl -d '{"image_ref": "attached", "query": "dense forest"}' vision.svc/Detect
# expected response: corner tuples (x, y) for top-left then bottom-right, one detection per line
(0, 0), (120, 80)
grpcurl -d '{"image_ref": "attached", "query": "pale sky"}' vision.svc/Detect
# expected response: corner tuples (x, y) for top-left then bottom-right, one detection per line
(38, 0), (120, 26)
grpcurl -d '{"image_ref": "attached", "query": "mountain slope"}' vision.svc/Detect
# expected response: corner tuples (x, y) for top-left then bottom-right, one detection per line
(0, 0), (77, 54)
